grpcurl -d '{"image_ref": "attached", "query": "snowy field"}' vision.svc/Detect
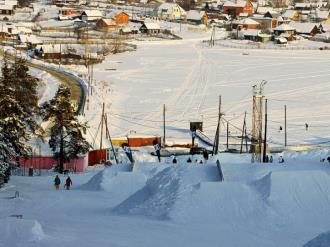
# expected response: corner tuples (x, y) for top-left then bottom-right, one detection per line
(79, 28), (330, 148)
(1, 151), (330, 247)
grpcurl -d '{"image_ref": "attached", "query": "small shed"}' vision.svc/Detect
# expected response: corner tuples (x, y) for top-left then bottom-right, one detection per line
(186, 10), (208, 25)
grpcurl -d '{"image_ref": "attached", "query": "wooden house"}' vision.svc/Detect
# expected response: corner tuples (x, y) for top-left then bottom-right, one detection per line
(232, 18), (261, 29)
(155, 3), (186, 20)
(0, 4), (14, 15)
(80, 10), (103, 22)
(96, 18), (117, 30)
(186, 10), (208, 25)
(139, 22), (161, 34)
(289, 21), (321, 36)
(223, 0), (253, 17)
(282, 10), (300, 21)
(273, 23), (296, 36)
(108, 11), (129, 25)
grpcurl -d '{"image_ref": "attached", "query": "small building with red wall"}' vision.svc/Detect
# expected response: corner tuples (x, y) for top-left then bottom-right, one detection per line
(223, 0), (253, 17)
(19, 156), (86, 172)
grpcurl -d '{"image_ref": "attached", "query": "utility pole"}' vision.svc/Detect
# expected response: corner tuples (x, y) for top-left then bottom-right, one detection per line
(163, 104), (166, 148)
(213, 95), (222, 155)
(284, 104), (287, 147)
(100, 102), (105, 150)
(263, 99), (268, 163)
(251, 81), (266, 163)
(226, 121), (229, 150)
(240, 111), (247, 154)
(105, 114), (118, 164)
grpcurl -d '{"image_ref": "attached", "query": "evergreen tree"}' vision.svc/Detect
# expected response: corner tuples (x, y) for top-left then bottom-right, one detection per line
(1, 56), (42, 136)
(0, 57), (38, 172)
(42, 86), (89, 173)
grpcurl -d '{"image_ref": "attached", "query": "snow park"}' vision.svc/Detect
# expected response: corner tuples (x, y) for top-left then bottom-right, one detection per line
(1, 1), (330, 247)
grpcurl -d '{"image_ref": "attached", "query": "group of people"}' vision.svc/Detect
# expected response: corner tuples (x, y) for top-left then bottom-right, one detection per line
(54, 175), (72, 190)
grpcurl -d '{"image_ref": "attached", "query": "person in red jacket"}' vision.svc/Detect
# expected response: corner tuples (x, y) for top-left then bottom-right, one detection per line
(65, 176), (72, 190)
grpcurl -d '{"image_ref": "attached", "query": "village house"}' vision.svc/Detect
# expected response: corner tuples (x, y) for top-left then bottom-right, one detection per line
(186, 10), (208, 25)
(154, 3), (186, 20)
(107, 11), (130, 25)
(223, 0), (253, 17)
(289, 21), (321, 36)
(18, 34), (42, 49)
(310, 9), (329, 23)
(0, 4), (14, 15)
(273, 23), (296, 36)
(282, 10), (300, 21)
(251, 16), (277, 31)
(96, 18), (117, 30)
(139, 22), (161, 34)
(239, 29), (272, 42)
(80, 10), (103, 22)
(232, 18), (261, 30)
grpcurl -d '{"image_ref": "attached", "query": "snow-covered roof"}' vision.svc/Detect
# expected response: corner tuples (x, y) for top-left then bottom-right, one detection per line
(36, 44), (62, 53)
(81, 10), (103, 17)
(0, 4), (13, 10)
(273, 23), (296, 31)
(289, 21), (318, 34)
(312, 9), (329, 20)
(239, 18), (260, 25)
(187, 10), (206, 21)
(156, 3), (186, 14)
(223, 0), (248, 8)
(106, 10), (129, 19)
(295, 2), (311, 8)
(256, 6), (274, 14)
(282, 10), (297, 19)
(19, 34), (42, 44)
(142, 22), (160, 30)
(100, 18), (117, 26)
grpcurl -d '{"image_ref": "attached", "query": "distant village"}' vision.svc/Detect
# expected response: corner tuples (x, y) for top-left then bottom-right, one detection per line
(0, 0), (329, 65)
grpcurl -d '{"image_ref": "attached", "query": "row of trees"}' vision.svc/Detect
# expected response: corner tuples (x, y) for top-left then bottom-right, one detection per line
(0, 56), (89, 181)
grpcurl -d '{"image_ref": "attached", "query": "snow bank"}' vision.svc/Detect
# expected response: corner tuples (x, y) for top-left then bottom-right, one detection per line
(0, 218), (46, 245)
(303, 231), (330, 247)
(112, 164), (220, 219)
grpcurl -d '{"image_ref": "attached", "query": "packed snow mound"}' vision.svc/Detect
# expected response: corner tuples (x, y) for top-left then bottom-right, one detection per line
(0, 218), (46, 246)
(303, 231), (330, 247)
(250, 172), (272, 200)
(79, 165), (147, 206)
(112, 164), (220, 219)
(79, 164), (132, 191)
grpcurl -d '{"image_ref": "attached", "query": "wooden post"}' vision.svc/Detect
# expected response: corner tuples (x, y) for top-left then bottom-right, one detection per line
(163, 104), (166, 147)
(213, 96), (222, 155)
(240, 112), (247, 154)
(100, 102), (105, 150)
(284, 104), (287, 147)
(226, 121), (229, 150)
(263, 99), (268, 162)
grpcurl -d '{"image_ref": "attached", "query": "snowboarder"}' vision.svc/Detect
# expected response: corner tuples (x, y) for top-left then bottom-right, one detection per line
(279, 126), (283, 132)
(187, 157), (192, 163)
(278, 156), (285, 163)
(269, 156), (273, 163)
(65, 176), (72, 190)
(265, 155), (269, 163)
(203, 149), (209, 163)
(153, 140), (161, 162)
(305, 123), (309, 131)
(191, 126), (196, 147)
(327, 156), (330, 163)
(122, 143), (134, 164)
(54, 175), (61, 190)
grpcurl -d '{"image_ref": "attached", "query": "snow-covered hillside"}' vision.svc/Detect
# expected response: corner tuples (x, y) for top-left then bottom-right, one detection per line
(1, 151), (330, 247)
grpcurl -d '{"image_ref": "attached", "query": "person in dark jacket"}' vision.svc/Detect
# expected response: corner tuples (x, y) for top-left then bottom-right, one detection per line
(122, 143), (134, 164)
(65, 176), (72, 190)
(172, 155), (177, 164)
(187, 157), (192, 163)
(202, 149), (209, 163)
(153, 140), (161, 162)
(54, 175), (61, 190)
(191, 127), (197, 147)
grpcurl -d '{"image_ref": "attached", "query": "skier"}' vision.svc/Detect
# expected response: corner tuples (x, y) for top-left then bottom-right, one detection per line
(122, 143), (134, 164)
(65, 176), (72, 190)
(202, 149), (209, 163)
(305, 123), (309, 131)
(279, 126), (283, 132)
(153, 140), (161, 162)
(54, 175), (61, 190)
(191, 126), (196, 147)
